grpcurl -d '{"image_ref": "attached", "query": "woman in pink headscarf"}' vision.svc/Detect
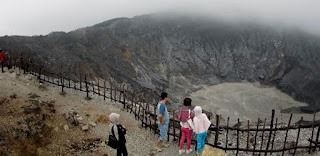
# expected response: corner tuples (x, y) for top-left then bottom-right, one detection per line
(193, 106), (211, 154)
(109, 113), (128, 156)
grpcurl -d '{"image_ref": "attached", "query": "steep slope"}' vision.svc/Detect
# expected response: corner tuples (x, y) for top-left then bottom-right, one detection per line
(0, 13), (319, 111)
(0, 70), (159, 156)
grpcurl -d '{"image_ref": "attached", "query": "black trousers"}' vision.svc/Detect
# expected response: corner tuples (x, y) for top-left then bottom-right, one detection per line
(1, 61), (3, 73)
(117, 143), (128, 156)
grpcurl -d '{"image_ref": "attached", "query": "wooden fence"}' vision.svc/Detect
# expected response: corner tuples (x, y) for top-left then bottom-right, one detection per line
(2, 55), (320, 155)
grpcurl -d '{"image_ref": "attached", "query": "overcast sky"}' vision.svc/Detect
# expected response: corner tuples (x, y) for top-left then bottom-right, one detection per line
(1, 0), (319, 36)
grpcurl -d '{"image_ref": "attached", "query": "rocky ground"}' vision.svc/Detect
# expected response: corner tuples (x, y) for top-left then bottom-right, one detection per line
(1, 68), (320, 156)
(0, 68), (168, 156)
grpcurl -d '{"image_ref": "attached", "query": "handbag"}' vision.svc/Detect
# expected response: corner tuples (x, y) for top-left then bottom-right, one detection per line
(107, 125), (119, 149)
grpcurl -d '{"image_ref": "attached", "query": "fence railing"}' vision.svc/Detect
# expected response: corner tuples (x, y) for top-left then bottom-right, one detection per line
(2, 54), (320, 155)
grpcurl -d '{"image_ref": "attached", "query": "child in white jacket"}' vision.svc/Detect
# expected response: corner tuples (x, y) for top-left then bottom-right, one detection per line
(193, 106), (211, 154)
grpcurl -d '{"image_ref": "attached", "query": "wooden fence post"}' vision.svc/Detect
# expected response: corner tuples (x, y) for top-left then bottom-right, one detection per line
(282, 114), (293, 156)
(123, 86), (126, 110)
(314, 125), (320, 151)
(225, 117), (230, 152)
(38, 67), (41, 80)
(134, 96), (138, 119)
(246, 120), (250, 153)
(140, 100), (144, 127)
(119, 85), (122, 104)
(26, 57), (30, 73)
(131, 90), (135, 113)
(103, 79), (106, 100)
(114, 84), (117, 102)
(259, 119), (267, 156)
(253, 118), (260, 156)
(265, 109), (275, 156)
(167, 118), (170, 142)
(92, 79), (95, 94)
(60, 67), (65, 93)
(73, 71), (77, 90)
(144, 101), (148, 130)
(293, 117), (303, 156)
(56, 70), (59, 85)
(110, 79), (113, 102)
(138, 96), (141, 120)
(61, 75), (65, 93)
(123, 85), (126, 109)
(236, 118), (240, 156)
(97, 78), (100, 96)
(85, 74), (89, 99)
(173, 110), (176, 141)
(309, 113), (316, 153)
(18, 56), (22, 73)
(149, 104), (152, 132)
(214, 115), (220, 146)
(144, 102), (148, 130)
(80, 74), (82, 91)
(270, 118), (278, 155)
(68, 69), (71, 88)
(154, 106), (157, 134)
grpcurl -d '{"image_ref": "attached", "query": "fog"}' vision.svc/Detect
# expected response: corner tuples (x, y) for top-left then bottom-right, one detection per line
(1, 0), (319, 36)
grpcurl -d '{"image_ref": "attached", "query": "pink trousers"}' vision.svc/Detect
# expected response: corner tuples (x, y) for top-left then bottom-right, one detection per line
(180, 127), (193, 150)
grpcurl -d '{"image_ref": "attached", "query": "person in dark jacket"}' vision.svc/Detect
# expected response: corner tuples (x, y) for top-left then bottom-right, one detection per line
(0, 49), (8, 73)
(109, 113), (128, 156)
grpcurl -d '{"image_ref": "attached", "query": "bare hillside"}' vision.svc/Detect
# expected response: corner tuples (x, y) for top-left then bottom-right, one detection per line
(0, 70), (161, 156)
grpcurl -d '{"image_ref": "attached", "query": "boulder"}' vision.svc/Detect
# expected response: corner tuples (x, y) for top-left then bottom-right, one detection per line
(9, 69), (14, 73)
(199, 145), (228, 156)
(77, 117), (86, 124)
(64, 125), (69, 131)
(81, 124), (89, 131)
(27, 75), (32, 80)
(54, 127), (59, 131)
(89, 122), (97, 127)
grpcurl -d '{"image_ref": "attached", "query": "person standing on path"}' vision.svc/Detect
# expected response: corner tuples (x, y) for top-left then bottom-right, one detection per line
(193, 106), (211, 154)
(109, 113), (128, 156)
(178, 98), (195, 155)
(155, 92), (170, 152)
(0, 49), (8, 73)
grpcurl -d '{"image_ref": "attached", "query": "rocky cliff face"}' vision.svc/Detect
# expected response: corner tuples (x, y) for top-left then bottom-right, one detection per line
(1, 13), (319, 111)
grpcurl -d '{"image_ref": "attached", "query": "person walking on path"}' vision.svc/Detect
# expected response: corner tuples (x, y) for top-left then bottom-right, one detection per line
(0, 49), (8, 73)
(155, 92), (170, 152)
(109, 113), (128, 156)
(178, 98), (195, 155)
(193, 106), (211, 154)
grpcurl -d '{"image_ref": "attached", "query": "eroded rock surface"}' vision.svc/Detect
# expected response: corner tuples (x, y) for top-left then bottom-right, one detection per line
(1, 13), (319, 110)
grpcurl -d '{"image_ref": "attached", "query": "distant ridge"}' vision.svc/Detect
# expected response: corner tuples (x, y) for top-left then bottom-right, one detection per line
(0, 12), (319, 110)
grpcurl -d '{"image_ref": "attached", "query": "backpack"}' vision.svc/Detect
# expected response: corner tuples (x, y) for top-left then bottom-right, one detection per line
(107, 124), (127, 149)
(178, 107), (191, 122)
(107, 126), (119, 149)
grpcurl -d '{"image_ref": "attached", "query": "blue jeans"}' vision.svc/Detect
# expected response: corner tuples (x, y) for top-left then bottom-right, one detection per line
(196, 131), (208, 153)
(158, 123), (169, 141)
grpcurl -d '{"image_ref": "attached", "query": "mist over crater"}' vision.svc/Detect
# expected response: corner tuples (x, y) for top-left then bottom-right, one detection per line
(1, 12), (320, 113)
